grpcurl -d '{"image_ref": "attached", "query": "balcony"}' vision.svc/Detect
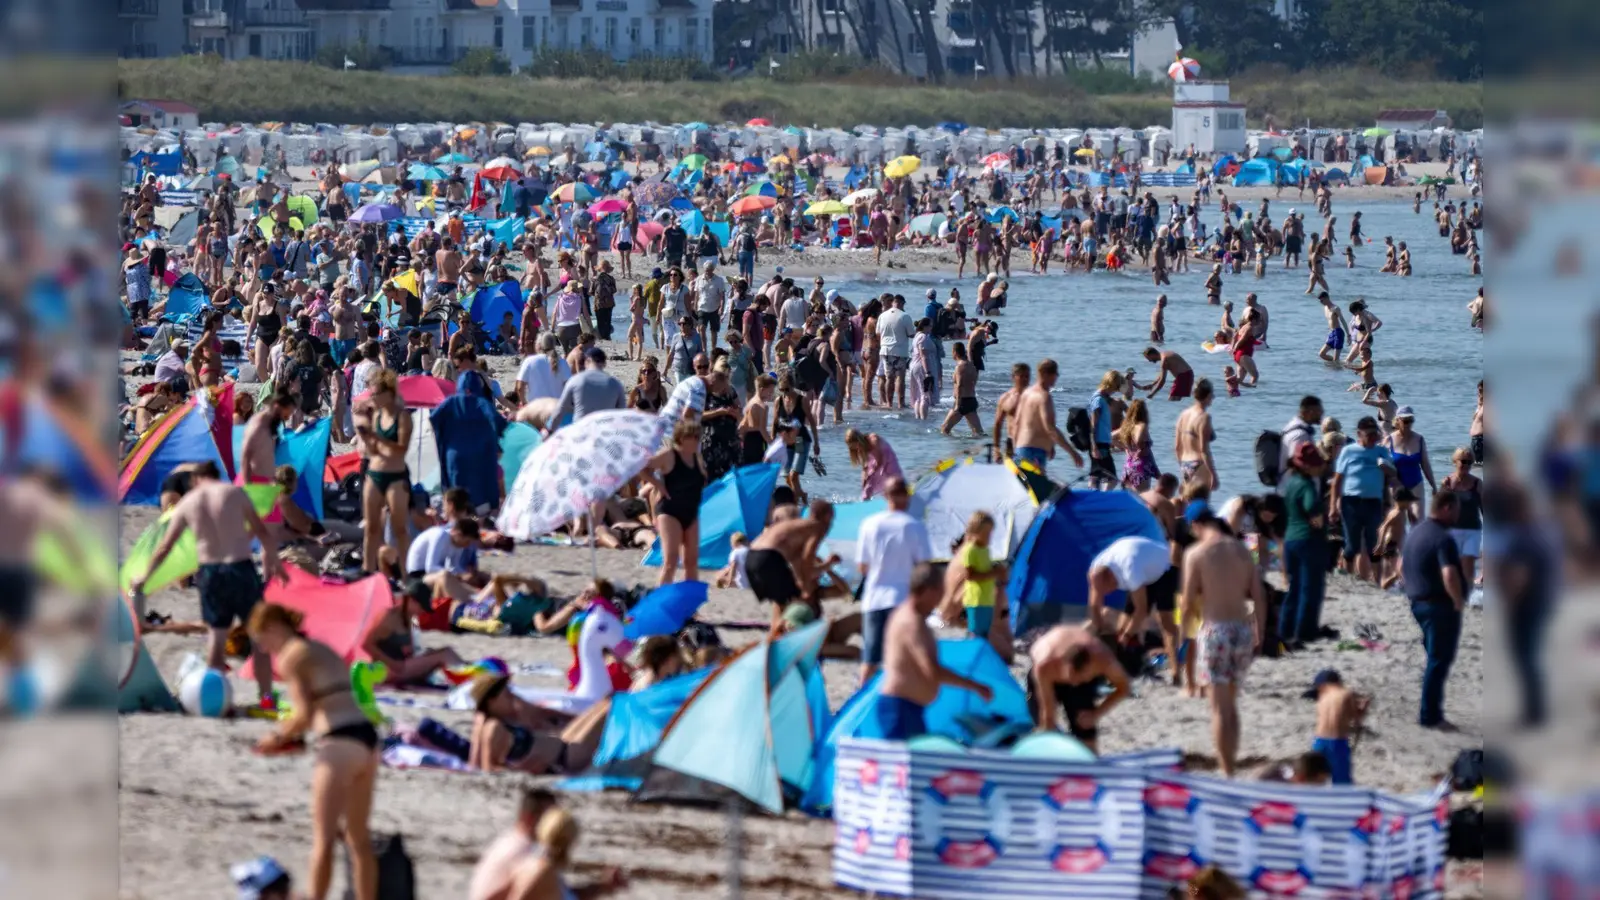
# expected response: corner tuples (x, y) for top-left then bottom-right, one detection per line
(189, 10), (230, 26)
(244, 8), (307, 26)
(385, 45), (467, 65)
(119, 0), (161, 16)
(121, 41), (160, 57)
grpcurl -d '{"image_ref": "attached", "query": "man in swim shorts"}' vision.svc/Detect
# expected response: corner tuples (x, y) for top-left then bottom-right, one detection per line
(1179, 511), (1266, 778)
(747, 501), (836, 632)
(1013, 359), (1084, 475)
(875, 563), (992, 740)
(1026, 623), (1131, 754)
(1138, 347), (1194, 401)
(1317, 292), (1346, 362)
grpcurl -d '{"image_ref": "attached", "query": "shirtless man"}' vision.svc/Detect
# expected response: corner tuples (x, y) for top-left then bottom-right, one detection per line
(130, 460), (286, 704)
(1139, 473), (1185, 683)
(1174, 378), (1219, 489)
(1204, 264), (1223, 305)
(1242, 293), (1268, 346)
(939, 343), (983, 437)
(1317, 292), (1347, 362)
(238, 391), (296, 485)
(874, 563), (992, 740)
(436, 238), (464, 301)
(1026, 623), (1131, 754)
(331, 292), (362, 365)
(991, 363), (1030, 460)
(746, 500), (836, 631)
(1137, 347), (1194, 401)
(1180, 512), (1266, 776)
(1149, 295), (1167, 344)
(738, 375), (776, 465)
(1012, 359), (1084, 474)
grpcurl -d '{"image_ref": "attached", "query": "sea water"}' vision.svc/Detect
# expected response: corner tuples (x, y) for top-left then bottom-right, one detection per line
(790, 200), (1489, 503)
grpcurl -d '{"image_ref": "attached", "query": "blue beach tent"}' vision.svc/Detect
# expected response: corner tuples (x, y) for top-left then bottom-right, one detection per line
(1231, 158), (1277, 186)
(469, 281), (523, 339)
(1007, 489), (1166, 636)
(802, 638), (1030, 815)
(642, 464), (779, 570)
(557, 668), (714, 791)
(275, 417), (331, 520)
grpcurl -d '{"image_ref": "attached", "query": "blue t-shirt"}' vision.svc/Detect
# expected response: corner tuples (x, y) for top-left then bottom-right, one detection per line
(1088, 392), (1113, 446)
(1335, 443), (1393, 498)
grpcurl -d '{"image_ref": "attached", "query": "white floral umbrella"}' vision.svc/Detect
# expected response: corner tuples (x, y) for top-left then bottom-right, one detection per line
(497, 410), (669, 541)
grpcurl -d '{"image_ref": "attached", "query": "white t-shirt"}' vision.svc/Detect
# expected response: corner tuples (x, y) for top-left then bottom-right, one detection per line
(1089, 536), (1170, 591)
(779, 296), (809, 330)
(856, 509), (933, 613)
(876, 308), (914, 358)
(516, 355), (572, 402)
(762, 439), (789, 469)
(727, 545), (751, 589)
(405, 523), (476, 575)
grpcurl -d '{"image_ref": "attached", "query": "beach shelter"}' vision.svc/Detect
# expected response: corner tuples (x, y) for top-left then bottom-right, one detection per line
(558, 668), (715, 791)
(822, 496), (886, 575)
(0, 395), (116, 503)
(641, 463), (779, 570)
(243, 567), (395, 679)
(115, 594), (179, 713)
(1007, 489), (1167, 636)
(909, 459), (1042, 561)
(285, 195), (319, 223)
(1231, 158), (1276, 186)
(636, 620), (831, 814)
(468, 280), (523, 340)
(499, 422), (541, 489)
(118, 400), (228, 506)
(163, 272), (207, 321)
(276, 417), (331, 520)
(802, 638), (1029, 815)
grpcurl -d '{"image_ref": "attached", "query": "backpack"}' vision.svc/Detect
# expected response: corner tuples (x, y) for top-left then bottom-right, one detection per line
(1449, 748), (1486, 792)
(344, 833), (415, 900)
(1254, 430), (1283, 487)
(738, 231), (757, 253)
(1065, 407), (1092, 452)
(1446, 806), (1484, 860)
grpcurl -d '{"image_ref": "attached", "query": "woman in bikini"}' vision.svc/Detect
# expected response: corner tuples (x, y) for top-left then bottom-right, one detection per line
(856, 298), (882, 409)
(642, 420), (707, 586)
(362, 588), (466, 684)
(354, 369), (413, 574)
(249, 603), (382, 900)
(628, 360), (667, 412)
(1174, 378), (1219, 490)
(467, 673), (595, 777)
(625, 284), (645, 361)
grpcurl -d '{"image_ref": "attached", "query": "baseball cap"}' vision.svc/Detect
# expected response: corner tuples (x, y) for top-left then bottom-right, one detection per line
(1302, 669), (1342, 699)
(925, 288), (937, 299)
(825, 289), (840, 302)
(651, 267), (663, 278)
(231, 856), (290, 900)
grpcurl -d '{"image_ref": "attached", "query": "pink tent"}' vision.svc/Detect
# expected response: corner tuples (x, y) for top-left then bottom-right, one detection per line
(243, 567), (395, 679)
(354, 374), (455, 409)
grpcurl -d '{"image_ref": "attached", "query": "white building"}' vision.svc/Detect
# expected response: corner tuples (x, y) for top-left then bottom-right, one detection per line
(120, 0), (186, 58)
(188, 0), (314, 59)
(1171, 81), (1245, 156)
(299, 0), (714, 71)
(119, 99), (201, 130)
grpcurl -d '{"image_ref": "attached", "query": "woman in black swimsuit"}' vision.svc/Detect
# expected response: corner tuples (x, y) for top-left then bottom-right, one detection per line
(628, 361), (667, 412)
(467, 673), (599, 776)
(354, 369), (413, 574)
(361, 589), (464, 685)
(644, 420), (707, 585)
(248, 603), (382, 900)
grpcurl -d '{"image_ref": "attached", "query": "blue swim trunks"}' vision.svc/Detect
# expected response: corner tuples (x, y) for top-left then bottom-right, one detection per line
(875, 695), (928, 742)
(1014, 446), (1049, 474)
(1311, 736), (1353, 785)
(965, 606), (994, 639)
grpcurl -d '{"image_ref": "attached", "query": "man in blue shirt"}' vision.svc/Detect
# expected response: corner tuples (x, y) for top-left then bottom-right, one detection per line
(1329, 417), (1393, 584)
(1086, 370), (1122, 490)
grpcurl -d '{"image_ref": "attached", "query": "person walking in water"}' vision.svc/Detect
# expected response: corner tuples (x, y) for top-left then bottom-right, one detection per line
(1012, 359), (1083, 474)
(1135, 347), (1193, 401)
(939, 343), (984, 437)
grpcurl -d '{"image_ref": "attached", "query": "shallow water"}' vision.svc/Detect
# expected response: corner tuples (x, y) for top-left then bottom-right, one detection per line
(793, 199), (1486, 503)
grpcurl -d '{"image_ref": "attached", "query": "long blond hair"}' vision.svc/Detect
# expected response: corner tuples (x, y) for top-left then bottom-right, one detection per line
(844, 428), (871, 468)
(1115, 398), (1149, 449)
(536, 809), (579, 868)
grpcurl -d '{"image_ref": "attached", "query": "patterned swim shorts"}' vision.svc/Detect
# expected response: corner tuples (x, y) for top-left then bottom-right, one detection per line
(1198, 620), (1254, 687)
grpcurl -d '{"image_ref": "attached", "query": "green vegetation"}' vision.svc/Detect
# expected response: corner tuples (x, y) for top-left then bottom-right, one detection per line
(118, 56), (1481, 130)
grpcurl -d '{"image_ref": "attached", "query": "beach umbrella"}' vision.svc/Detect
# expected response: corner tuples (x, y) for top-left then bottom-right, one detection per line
(525, 145), (552, 157)
(406, 163), (448, 182)
(740, 156), (765, 173)
(1073, 148), (1098, 158)
(550, 182), (597, 204)
(635, 220), (665, 243)
(668, 196), (696, 211)
(480, 157), (522, 181)
(348, 203), (403, 224)
(434, 152), (474, 165)
(498, 410), (669, 541)
(729, 195), (776, 217)
(354, 374), (455, 410)
(745, 118), (772, 127)
(256, 214), (304, 237)
(587, 198), (627, 216)
(684, 122), (710, 132)
(1168, 56), (1200, 81)
(339, 159), (383, 182)
(634, 181), (678, 207)
(884, 155), (920, 178)
(1363, 127), (1393, 138)
(907, 212), (946, 236)
(622, 581), (710, 641)
(805, 199), (848, 216)
(681, 154), (709, 171)
(744, 180), (779, 198)
(843, 187), (880, 205)
(982, 151), (1010, 169)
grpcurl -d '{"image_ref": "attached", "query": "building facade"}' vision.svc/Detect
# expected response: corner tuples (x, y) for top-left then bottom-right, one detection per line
(187, 0), (313, 59)
(120, 0), (186, 58)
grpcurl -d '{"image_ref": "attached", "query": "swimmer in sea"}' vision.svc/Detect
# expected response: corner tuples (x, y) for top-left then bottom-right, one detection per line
(1150, 295), (1167, 344)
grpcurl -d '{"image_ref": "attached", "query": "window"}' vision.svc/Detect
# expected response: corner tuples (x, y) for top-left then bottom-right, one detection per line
(605, 17), (617, 49)
(819, 32), (844, 51)
(523, 15), (534, 47)
(908, 31), (923, 53)
(821, 0), (840, 11)
(555, 17), (568, 47)
(628, 16), (640, 47)
(775, 33), (790, 54)
(1219, 112), (1243, 131)
(580, 16), (591, 46)
(494, 15), (503, 48)
(249, 33), (261, 55)
(653, 17), (663, 49)
(685, 16), (696, 51)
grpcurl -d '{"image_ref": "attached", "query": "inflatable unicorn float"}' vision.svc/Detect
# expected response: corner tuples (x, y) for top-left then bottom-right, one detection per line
(445, 593), (633, 715)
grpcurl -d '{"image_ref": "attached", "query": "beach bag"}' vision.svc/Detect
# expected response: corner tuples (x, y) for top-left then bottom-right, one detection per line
(1065, 407), (1092, 452)
(1450, 748), (1486, 792)
(324, 472), (363, 522)
(1254, 430), (1283, 487)
(343, 833), (415, 900)
(1447, 806), (1484, 859)
(820, 376), (839, 406)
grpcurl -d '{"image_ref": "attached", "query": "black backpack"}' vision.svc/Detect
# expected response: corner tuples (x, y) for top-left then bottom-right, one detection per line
(344, 833), (415, 900)
(1254, 430), (1283, 487)
(1065, 407), (1092, 452)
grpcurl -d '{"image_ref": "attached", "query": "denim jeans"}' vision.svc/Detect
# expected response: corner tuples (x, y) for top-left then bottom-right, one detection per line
(1505, 589), (1552, 725)
(1410, 600), (1462, 726)
(1281, 537), (1327, 643)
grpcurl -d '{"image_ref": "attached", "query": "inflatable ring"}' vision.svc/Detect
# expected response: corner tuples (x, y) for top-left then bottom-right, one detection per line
(921, 770), (1010, 869)
(1036, 776), (1119, 874)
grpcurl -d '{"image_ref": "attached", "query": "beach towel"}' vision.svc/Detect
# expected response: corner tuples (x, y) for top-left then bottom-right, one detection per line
(429, 370), (506, 510)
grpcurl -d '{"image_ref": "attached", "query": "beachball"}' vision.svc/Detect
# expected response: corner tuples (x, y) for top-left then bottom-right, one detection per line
(179, 667), (233, 717)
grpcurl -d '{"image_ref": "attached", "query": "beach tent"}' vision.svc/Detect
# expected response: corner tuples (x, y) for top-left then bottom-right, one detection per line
(1323, 167), (1350, 183)
(636, 620), (831, 814)
(118, 400), (228, 506)
(162, 272), (208, 321)
(641, 464), (780, 570)
(276, 417), (331, 520)
(822, 496), (886, 575)
(118, 595), (179, 713)
(1007, 489), (1166, 636)
(244, 567), (395, 679)
(801, 638), (1029, 815)
(1231, 159), (1276, 186)
(0, 395), (117, 503)
(1210, 155), (1237, 178)
(909, 459), (1043, 561)
(499, 422), (541, 489)
(558, 668), (715, 791)
(469, 281), (523, 340)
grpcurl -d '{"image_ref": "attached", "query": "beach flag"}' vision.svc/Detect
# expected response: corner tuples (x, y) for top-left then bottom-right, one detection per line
(118, 400), (229, 506)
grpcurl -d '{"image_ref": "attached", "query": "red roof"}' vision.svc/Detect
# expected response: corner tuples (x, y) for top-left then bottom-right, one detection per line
(121, 99), (199, 115)
(1376, 108), (1445, 121)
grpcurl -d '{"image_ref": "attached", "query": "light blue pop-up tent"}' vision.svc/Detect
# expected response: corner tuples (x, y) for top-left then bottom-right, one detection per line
(642, 464), (779, 570)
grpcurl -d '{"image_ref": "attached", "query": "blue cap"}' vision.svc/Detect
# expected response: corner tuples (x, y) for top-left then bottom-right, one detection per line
(1302, 669), (1341, 699)
(231, 856), (289, 899)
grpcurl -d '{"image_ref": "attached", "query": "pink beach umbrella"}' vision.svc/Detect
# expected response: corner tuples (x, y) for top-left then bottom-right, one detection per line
(587, 198), (627, 217)
(1168, 56), (1201, 82)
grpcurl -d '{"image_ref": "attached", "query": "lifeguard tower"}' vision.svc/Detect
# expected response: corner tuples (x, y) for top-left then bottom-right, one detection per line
(1168, 63), (1247, 156)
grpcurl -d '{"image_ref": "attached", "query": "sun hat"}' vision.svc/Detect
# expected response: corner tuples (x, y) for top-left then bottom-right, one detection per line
(1394, 405), (1416, 420)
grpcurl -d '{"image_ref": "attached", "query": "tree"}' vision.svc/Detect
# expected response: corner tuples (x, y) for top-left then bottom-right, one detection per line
(453, 48), (511, 77)
(1038, 0), (1142, 69)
